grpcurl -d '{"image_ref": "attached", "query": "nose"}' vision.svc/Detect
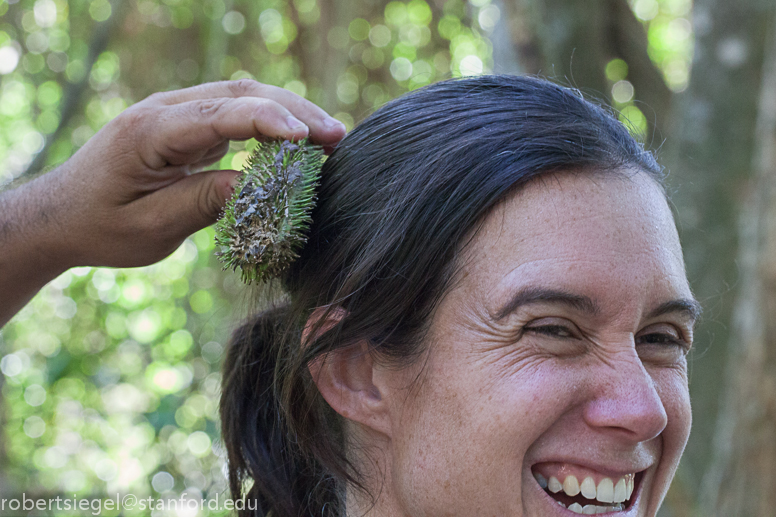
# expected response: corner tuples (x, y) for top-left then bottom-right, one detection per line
(582, 350), (668, 442)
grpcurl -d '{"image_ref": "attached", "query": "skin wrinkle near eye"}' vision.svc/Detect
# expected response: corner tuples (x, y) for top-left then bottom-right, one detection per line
(342, 170), (694, 516)
(452, 307), (565, 392)
(494, 286), (601, 321)
(463, 288), (696, 379)
(461, 298), (614, 377)
(451, 246), (697, 359)
(489, 287), (699, 350)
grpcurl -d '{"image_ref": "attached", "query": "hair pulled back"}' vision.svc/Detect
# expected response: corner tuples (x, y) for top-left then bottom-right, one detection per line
(220, 75), (662, 516)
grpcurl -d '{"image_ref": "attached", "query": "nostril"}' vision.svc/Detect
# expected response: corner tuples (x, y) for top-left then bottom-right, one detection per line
(583, 367), (668, 442)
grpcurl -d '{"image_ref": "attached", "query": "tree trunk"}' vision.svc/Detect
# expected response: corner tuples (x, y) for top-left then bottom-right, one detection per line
(696, 4), (776, 514)
(202, 0), (231, 82)
(507, 0), (671, 138)
(663, 0), (773, 510)
(290, 0), (354, 114)
(497, 0), (776, 513)
(489, 0), (525, 75)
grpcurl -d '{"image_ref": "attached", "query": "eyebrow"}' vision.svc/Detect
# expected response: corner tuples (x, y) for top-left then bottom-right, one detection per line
(646, 298), (703, 322)
(494, 286), (702, 323)
(494, 287), (599, 321)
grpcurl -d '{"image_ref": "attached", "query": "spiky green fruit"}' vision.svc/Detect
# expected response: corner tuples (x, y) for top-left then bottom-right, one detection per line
(215, 139), (323, 284)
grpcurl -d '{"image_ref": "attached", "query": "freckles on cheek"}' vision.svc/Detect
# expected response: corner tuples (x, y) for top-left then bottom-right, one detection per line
(472, 362), (580, 443)
(653, 372), (692, 444)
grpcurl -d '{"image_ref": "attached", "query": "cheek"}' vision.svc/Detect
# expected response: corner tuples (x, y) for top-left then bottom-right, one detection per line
(388, 357), (576, 506)
(654, 369), (692, 455)
(394, 357), (576, 480)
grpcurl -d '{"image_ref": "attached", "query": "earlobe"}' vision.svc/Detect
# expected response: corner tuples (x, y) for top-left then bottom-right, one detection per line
(304, 308), (392, 437)
(309, 342), (392, 436)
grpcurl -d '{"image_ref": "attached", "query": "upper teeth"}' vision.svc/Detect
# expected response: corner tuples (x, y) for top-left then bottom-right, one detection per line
(537, 473), (635, 504)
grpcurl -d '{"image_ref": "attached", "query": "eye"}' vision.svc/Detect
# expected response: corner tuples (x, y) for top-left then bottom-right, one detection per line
(525, 324), (577, 339)
(636, 324), (692, 363)
(521, 318), (586, 357)
(638, 332), (683, 346)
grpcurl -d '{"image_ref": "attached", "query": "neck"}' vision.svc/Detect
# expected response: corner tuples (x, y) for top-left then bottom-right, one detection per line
(344, 430), (404, 517)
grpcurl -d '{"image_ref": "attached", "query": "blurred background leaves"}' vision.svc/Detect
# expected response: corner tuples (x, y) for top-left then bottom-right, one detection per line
(1, 0), (771, 515)
(0, 0), (495, 512)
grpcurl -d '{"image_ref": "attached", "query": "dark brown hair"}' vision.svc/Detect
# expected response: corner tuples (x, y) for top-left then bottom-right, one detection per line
(220, 75), (663, 516)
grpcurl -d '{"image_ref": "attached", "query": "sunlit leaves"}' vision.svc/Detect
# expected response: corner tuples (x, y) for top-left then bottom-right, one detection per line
(0, 44), (21, 74)
(0, 0), (494, 510)
(628, 0), (694, 92)
(1, 233), (233, 499)
(89, 0), (112, 22)
(619, 104), (648, 137)
(89, 51), (119, 91)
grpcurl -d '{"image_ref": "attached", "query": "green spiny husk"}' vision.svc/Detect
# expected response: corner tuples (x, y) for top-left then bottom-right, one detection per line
(215, 138), (324, 284)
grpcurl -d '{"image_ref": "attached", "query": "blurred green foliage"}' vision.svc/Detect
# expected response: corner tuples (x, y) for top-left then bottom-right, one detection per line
(630, 0), (694, 91)
(614, 0), (694, 134)
(0, 0), (693, 513)
(1, 228), (245, 513)
(0, 0), (492, 512)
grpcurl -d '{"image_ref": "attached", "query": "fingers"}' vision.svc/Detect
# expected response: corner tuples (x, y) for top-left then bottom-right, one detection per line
(192, 140), (231, 170)
(144, 79), (346, 145)
(137, 169), (240, 241)
(135, 96), (313, 169)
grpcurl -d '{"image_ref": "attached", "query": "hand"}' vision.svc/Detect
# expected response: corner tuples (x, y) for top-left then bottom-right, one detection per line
(48, 79), (346, 268)
(0, 80), (346, 326)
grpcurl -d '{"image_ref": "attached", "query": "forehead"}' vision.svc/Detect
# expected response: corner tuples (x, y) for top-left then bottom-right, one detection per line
(460, 170), (691, 315)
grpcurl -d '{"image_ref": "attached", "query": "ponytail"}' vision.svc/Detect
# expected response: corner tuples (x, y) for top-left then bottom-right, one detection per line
(218, 75), (663, 516)
(220, 307), (339, 516)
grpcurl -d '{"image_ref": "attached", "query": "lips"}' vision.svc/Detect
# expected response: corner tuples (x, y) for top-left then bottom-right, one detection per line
(531, 462), (643, 514)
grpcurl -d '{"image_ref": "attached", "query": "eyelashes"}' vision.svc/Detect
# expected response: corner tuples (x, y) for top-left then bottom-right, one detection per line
(521, 320), (692, 358)
(524, 324), (577, 339)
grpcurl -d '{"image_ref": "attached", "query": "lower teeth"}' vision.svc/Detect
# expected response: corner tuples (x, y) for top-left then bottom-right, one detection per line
(556, 501), (625, 514)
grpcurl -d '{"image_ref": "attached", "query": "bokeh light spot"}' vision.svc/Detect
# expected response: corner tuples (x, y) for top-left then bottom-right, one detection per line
(24, 384), (47, 406)
(152, 471), (175, 492)
(187, 431), (211, 457)
(89, 0), (112, 22)
(222, 10), (245, 35)
(24, 416), (46, 438)
(459, 55), (483, 76)
(390, 57), (412, 81)
(0, 45), (20, 74)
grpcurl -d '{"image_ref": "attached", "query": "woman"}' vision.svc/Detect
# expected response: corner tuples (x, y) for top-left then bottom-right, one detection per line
(220, 75), (699, 516)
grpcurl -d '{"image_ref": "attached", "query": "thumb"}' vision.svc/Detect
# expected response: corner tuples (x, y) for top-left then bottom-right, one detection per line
(149, 169), (241, 240)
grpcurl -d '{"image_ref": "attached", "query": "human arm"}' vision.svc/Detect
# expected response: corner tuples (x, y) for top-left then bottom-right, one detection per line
(0, 79), (346, 326)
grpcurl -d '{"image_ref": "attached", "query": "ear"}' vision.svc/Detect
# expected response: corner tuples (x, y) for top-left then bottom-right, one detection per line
(305, 308), (392, 437)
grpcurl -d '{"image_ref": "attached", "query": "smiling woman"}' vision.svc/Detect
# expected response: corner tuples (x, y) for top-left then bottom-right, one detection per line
(219, 75), (699, 517)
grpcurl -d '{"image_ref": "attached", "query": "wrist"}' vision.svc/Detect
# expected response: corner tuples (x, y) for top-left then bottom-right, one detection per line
(0, 170), (76, 280)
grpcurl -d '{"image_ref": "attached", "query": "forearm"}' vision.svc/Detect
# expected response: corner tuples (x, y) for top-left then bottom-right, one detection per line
(0, 81), (346, 328)
(0, 172), (72, 326)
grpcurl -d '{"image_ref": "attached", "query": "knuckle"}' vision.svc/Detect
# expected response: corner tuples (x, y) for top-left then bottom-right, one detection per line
(195, 98), (229, 117)
(250, 98), (273, 115)
(249, 99), (287, 132)
(145, 91), (169, 105)
(227, 78), (265, 97)
(112, 106), (148, 139)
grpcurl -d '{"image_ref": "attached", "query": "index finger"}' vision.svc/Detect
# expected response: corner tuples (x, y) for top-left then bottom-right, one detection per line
(134, 96), (314, 169)
(143, 79), (346, 146)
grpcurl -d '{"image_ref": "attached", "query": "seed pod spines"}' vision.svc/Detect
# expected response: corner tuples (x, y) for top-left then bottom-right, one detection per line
(215, 139), (323, 283)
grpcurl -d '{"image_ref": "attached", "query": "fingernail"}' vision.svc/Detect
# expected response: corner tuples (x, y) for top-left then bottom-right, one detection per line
(324, 117), (346, 130)
(228, 174), (241, 195)
(286, 116), (308, 131)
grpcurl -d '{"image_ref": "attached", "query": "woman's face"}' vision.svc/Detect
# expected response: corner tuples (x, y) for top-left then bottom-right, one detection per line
(372, 170), (696, 516)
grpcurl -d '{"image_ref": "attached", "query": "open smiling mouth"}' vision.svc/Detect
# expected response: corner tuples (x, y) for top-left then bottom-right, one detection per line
(532, 468), (641, 514)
